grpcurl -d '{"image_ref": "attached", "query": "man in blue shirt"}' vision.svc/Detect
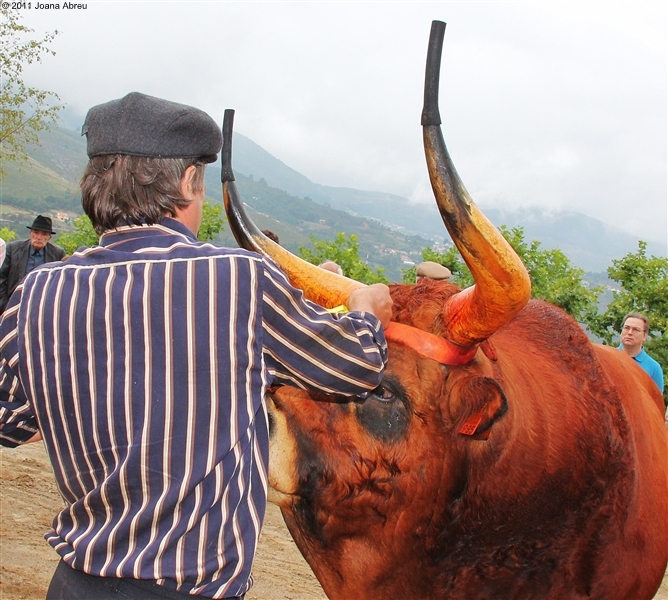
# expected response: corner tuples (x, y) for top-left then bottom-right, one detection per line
(617, 312), (664, 393)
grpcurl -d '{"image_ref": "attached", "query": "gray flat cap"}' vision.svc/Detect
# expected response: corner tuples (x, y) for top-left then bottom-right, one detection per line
(416, 261), (452, 280)
(82, 92), (222, 163)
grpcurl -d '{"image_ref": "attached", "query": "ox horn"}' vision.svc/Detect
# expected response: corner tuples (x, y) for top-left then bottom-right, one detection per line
(221, 109), (365, 309)
(221, 111), (480, 367)
(422, 21), (531, 347)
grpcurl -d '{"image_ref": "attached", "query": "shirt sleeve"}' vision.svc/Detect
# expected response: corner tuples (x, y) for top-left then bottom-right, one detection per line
(0, 289), (38, 447)
(651, 361), (664, 393)
(260, 259), (388, 396)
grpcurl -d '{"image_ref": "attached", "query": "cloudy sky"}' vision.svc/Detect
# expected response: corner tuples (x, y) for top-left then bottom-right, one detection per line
(17, 1), (667, 246)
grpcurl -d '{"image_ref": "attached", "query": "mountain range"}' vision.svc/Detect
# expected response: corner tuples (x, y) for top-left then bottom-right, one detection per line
(222, 132), (666, 273)
(0, 124), (664, 280)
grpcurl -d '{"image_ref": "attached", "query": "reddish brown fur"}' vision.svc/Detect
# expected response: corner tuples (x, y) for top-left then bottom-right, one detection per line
(270, 280), (668, 600)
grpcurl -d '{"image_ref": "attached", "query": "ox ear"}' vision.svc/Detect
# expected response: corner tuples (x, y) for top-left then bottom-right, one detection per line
(445, 376), (508, 440)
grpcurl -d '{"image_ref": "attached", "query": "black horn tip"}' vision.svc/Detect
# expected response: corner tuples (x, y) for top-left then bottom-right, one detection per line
(431, 20), (446, 33)
(422, 21), (446, 127)
(221, 109), (235, 183)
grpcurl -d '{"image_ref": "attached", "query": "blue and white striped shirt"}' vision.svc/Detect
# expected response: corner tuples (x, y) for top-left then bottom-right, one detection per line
(0, 218), (387, 598)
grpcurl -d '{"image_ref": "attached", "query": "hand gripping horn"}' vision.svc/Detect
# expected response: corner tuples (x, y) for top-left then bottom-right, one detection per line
(423, 21), (531, 348)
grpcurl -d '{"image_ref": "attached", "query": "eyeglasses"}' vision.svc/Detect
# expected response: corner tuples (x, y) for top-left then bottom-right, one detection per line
(622, 325), (645, 334)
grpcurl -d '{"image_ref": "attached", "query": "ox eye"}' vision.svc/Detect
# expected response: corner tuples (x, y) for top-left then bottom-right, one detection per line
(357, 377), (410, 443)
(376, 384), (396, 402)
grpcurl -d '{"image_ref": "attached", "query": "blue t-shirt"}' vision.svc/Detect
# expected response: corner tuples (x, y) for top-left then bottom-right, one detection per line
(618, 345), (664, 392)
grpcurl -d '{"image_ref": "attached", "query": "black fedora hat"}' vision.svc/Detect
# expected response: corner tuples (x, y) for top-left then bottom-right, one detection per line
(27, 215), (55, 235)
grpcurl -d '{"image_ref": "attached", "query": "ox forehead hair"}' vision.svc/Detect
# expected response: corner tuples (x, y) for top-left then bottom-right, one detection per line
(390, 279), (461, 335)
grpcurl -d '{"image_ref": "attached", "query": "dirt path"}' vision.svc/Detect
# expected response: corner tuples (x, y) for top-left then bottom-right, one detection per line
(0, 444), (324, 600)
(1, 444), (665, 600)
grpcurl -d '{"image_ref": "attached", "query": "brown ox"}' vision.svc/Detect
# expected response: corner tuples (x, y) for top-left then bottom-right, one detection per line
(221, 21), (668, 600)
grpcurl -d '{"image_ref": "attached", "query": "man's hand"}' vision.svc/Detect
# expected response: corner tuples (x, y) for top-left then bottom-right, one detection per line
(347, 284), (393, 329)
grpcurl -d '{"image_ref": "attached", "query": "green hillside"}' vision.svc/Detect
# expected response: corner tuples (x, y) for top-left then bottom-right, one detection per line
(207, 171), (426, 281)
(1, 156), (78, 200)
(0, 126), (429, 281)
(0, 127), (86, 233)
(3, 124), (660, 277)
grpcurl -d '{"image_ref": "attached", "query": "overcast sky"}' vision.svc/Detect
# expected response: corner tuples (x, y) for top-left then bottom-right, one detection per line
(17, 1), (667, 246)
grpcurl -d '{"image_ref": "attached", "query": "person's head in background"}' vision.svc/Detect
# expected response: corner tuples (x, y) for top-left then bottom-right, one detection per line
(415, 261), (451, 283)
(319, 261), (343, 275)
(262, 230), (280, 244)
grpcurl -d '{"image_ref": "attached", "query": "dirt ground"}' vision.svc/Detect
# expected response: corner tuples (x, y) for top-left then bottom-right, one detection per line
(0, 444), (324, 600)
(1, 443), (666, 600)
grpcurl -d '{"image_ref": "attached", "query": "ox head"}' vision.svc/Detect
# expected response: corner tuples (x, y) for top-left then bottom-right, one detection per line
(220, 21), (545, 600)
(220, 22), (668, 600)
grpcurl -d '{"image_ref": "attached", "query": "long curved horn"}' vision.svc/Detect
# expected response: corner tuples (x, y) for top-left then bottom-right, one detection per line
(221, 110), (365, 309)
(422, 21), (531, 347)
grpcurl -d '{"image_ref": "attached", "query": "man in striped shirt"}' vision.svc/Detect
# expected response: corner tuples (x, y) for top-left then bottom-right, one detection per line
(0, 92), (392, 599)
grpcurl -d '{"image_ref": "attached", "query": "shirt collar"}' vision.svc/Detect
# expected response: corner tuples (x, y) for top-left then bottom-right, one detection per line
(633, 348), (648, 362)
(617, 344), (647, 362)
(99, 217), (198, 246)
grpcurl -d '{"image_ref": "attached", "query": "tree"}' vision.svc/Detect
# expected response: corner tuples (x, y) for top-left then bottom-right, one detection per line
(0, 227), (16, 243)
(498, 226), (601, 325)
(299, 233), (389, 285)
(589, 241), (667, 404)
(403, 226), (600, 325)
(56, 214), (98, 255)
(1, 7), (62, 178)
(198, 200), (225, 242)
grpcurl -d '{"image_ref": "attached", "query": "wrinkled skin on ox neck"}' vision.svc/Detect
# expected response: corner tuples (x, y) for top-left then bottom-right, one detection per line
(268, 279), (668, 600)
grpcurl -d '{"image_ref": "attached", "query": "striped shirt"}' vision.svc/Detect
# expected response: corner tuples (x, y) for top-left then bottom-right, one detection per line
(0, 218), (387, 598)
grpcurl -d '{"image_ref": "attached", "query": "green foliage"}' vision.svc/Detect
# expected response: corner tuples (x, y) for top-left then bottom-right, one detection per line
(403, 226), (600, 325)
(499, 226), (601, 324)
(56, 214), (98, 254)
(0, 227), (16, 243)
(0, 8), (63, 179)
(198, 200), (226, 242)
(299, 233), (389, 285)
(588, 241), (667, 403)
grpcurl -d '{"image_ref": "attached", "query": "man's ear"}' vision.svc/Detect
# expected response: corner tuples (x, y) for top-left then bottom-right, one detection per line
(179, 165), (198, 201)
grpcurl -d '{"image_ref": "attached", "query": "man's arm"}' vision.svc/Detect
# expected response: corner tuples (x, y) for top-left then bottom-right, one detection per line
(651, 361), (664, 393)
(0, 293), (40, 447)
(261, 260), (389, 397)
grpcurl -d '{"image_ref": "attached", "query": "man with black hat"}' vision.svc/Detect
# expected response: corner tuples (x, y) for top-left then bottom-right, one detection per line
(0, 215), (66, 313)
(0, 92), (391, 599)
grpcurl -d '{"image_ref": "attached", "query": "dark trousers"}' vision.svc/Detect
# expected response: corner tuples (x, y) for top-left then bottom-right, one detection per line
(46, 560), (244, 599)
